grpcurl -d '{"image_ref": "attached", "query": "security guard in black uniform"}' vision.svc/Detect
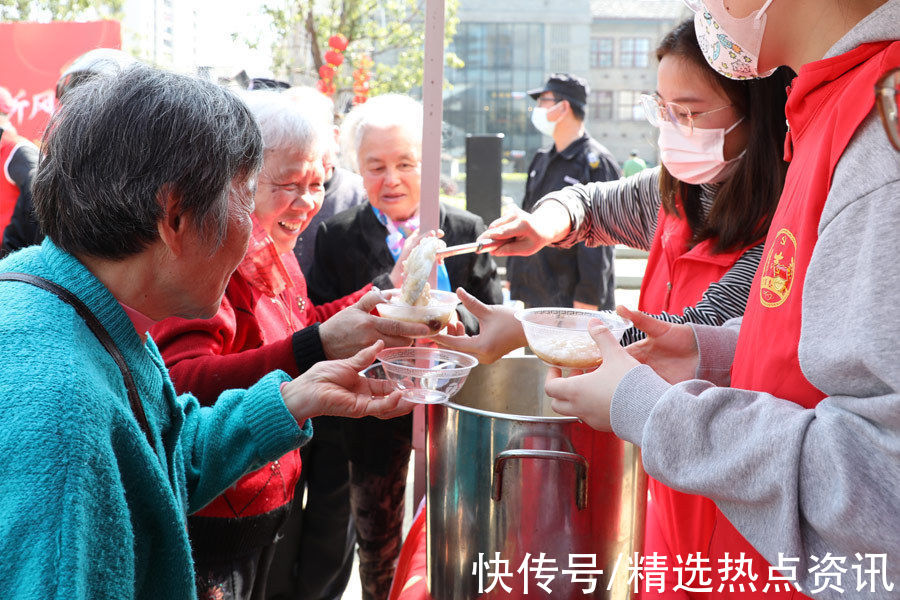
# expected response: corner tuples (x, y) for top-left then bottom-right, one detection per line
(507, 73), (621, 310)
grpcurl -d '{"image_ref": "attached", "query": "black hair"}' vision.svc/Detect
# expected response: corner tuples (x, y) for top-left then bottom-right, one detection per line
(34, 64), (263, 259)
(657, 19), (794, 253)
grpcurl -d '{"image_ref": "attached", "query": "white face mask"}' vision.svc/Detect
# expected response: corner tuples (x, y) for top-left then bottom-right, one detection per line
(531, 106), (558, 137)
(689, 0), (777, 80)
(658, 118), (745, 184)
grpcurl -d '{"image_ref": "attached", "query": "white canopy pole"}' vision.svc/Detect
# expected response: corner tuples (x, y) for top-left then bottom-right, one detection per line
(420, 0), (445, 289)
(413, 0), (446, 516)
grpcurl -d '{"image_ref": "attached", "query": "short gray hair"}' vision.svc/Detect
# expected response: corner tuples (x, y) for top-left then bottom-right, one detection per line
(351, 94), (423, 165)
(241, 90), (325, 158)
(338, 102), (367, 172)
(33, 64), (263, 260)
(283, 86), (335, 128)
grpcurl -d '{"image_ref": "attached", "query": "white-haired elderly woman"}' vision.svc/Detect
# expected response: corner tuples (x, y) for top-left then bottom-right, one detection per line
(0, 66), (412, 599)
(283, 86), (368, 277)
(149, 90), (428, 600)
(307, 94), (503, 600)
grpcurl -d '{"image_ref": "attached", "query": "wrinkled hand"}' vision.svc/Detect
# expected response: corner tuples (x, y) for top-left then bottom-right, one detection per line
(478, 202), (570, 257)
(430, 288), (526, 364)
(544, 321), (640, 431)
(282, 340), (414, 424)
(319, 290), (429, 359)
(389, 229), (444, 288)
(619, 306), (698, 384)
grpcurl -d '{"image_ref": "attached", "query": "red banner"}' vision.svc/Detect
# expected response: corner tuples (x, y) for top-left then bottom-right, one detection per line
(0, 20), (122, 142)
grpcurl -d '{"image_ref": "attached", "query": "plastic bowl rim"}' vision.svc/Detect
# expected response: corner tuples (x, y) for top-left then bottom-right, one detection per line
(376, 346), (479, 376)
(378, 288), (461, 308)
(514, 306), (632, 333)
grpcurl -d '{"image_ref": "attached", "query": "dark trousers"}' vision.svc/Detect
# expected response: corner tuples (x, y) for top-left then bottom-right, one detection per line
(195, 545), (277, 600)
(346, 416), (413, 600)
(266, 416), (355, 600)
(190, 506), (292, 600)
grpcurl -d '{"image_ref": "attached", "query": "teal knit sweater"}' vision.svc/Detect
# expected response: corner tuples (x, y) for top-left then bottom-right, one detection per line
(0, 240), (313, 599)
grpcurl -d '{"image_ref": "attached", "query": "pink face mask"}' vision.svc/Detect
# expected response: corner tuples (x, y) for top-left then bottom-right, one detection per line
(658, 118), (745, 184)
(686, 0), (777, 80)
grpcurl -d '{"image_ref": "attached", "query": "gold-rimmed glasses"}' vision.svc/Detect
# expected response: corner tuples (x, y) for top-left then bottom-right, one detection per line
(876, 67), (900, 152)
(640, 93), (733, 136)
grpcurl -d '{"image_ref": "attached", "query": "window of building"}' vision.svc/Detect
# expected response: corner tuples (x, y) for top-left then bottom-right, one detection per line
(619, 37), (651, 68)
(590, 38), (613, 68)
(550, 47), (569, 72)
(551, 24), (570, 44)
(446, 22), (546, 161)
(590, 91), (614, 120)
(617, 91), (645, 121)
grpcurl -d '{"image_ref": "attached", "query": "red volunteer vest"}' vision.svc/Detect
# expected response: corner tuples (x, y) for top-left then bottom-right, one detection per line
(1, 132), (28, 233)
(707, 41), (900, 599)
(638, 204), (750, 314)
(639, 204), (757, 599)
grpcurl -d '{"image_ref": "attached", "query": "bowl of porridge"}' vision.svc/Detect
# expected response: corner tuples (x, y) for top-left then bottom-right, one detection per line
(515, 308), (632, 369)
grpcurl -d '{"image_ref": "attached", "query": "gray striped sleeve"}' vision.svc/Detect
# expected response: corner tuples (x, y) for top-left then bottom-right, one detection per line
(620, 243), (763, 345)
(534, 166), (662, 251)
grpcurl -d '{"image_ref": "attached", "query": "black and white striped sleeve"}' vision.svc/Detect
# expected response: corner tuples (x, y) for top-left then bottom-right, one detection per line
(533, 166), (662, 251)
(620, 243), (764, 345)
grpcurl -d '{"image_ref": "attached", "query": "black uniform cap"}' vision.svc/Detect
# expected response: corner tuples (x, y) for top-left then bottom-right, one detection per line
(527, 73), (589, 110)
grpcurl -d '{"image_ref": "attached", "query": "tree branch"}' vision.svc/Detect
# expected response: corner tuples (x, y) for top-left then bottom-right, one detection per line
(306, 2), (323, 70)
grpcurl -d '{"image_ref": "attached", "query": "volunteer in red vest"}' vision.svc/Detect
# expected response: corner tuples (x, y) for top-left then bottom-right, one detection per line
(0, 86), (39, 258)
(542, 0), (899, 597)
(434, 19), (792, 598)
(151, 91), (428, 600)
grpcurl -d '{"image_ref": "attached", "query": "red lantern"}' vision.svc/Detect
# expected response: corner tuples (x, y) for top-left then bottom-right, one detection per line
(318, 64), (335, 80)
(316, 79), (329, 94)
(324, 50), (344, 67)
(328, 34), (348, 52)
(354, 95), (368, 105)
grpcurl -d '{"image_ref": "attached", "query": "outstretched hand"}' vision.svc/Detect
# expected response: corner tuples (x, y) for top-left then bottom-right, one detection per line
(619, 306), (699, 384)
(282, 340), (414, 424)
(477, 202), (570, 257)
(319, 289), (429, 359)
(544, 321), (640, 431)
(430, 288), (527, 363)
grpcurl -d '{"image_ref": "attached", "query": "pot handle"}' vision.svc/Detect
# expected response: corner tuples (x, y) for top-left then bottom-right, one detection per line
(492, 449), (589, 510)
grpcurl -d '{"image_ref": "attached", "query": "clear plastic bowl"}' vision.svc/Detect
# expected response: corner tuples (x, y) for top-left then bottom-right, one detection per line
(375, 289), (461, 337)
(515, 308), (632, 369)
(375, 347), (478, 404)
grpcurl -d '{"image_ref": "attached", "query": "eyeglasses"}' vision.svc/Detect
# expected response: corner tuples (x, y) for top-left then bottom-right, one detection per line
(640, 93), (733, 136)
(536, 96), (561, 106)
(876, 67), (900, 152)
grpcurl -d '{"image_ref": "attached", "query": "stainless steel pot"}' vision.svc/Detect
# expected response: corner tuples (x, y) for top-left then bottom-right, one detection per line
(426, 356), (646, 599)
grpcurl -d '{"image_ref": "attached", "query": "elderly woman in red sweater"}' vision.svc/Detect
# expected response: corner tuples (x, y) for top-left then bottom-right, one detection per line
(150, 90), (428, 600)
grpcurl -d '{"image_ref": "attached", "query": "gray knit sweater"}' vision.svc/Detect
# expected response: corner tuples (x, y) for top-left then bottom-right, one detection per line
(610, 4), (900, 598)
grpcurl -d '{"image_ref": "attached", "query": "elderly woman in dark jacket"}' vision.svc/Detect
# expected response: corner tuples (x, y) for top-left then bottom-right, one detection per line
(307, 94), (502, 600)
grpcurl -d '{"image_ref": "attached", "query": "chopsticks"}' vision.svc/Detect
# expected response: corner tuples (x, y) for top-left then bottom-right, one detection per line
(436, 239), (504, 259)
